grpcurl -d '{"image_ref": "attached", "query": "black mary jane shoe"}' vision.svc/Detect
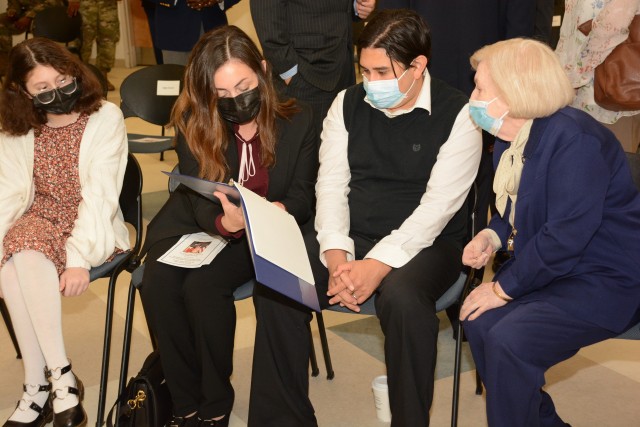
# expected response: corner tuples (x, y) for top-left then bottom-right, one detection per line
(165, 414), (201, 427)
(3, 384), (53, 427)
(47, 365), (87, 427)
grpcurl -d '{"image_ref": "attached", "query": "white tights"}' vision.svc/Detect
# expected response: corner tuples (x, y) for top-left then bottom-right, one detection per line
(0, 251), (79, 420)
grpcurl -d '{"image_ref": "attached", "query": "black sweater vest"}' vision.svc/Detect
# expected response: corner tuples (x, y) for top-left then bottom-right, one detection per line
(343, 78), (469, 247)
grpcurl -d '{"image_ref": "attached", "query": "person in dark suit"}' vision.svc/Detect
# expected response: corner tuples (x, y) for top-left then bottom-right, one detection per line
(250, 0), (376, 136)
(139, 25), (318, 427)
(153, 0), (240, 65)
(459, 38), (640, 427)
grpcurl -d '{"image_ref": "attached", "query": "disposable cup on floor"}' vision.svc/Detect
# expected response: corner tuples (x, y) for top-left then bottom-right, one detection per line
(371, 375), (391, 422)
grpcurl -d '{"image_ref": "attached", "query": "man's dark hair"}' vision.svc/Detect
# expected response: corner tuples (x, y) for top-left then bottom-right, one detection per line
(357, 9), (432, 71)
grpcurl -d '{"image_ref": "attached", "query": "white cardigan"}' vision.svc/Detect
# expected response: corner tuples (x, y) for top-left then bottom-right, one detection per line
(0, 101), (130, 271)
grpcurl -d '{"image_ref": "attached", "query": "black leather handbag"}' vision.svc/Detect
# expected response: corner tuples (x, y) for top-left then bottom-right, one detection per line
(107, 351), (172, 427)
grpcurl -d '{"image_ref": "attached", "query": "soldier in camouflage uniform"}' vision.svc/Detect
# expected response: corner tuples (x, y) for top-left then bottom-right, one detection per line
(68, 0), (120, 90)
(0, 0), (64, 72)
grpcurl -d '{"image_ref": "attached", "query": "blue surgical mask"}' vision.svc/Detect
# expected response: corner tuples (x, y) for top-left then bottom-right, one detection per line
(363, 68), (414, 110)
(469, 98), (508, 136)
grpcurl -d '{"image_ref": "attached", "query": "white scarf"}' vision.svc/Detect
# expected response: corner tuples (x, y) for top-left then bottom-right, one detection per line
(493, 119), (533, 225)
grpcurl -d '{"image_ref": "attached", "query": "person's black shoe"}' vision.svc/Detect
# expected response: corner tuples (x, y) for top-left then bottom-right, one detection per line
(166, 414), (200, 427)
(3, 384), (53, 427)
(198, 416), (229, 427)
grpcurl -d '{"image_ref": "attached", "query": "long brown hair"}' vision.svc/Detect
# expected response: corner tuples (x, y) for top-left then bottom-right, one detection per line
(171, 25), (299, 181)
(0, 37), (103, 136)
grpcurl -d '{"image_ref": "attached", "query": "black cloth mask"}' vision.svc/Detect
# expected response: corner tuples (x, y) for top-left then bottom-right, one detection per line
(32, 87), (82, 115)
(217, 87), (261, 124)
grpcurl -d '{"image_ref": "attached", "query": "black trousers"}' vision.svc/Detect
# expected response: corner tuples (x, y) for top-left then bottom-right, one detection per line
(248, 232), (462, 427)
(140, 236), (255, 419)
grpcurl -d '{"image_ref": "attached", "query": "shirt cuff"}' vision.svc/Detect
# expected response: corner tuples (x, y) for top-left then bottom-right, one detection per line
(215, 214), (244, 239)
(480, 228), (502, 252)
(318, 233), (355, 267)
(364, 242), (411, 269)
(353, 0), (359, 17)
(279, 65), (298, 81)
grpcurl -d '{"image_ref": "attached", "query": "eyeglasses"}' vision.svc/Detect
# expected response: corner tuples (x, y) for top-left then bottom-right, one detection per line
(30, 77), (78, 104)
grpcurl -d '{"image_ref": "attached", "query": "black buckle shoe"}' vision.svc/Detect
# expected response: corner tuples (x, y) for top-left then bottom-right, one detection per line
(46, 363), (87, 427)
(3, 384), (53, 427)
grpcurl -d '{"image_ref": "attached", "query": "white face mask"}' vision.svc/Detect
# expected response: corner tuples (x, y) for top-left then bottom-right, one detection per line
(363, 67), (415, 109)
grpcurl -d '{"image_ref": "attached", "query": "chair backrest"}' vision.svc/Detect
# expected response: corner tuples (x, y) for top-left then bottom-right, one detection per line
(32, 7), (82, 44)
(120, 64), (186, 130)
(120, 153), (144, 257)
(86, 63), (108, 98)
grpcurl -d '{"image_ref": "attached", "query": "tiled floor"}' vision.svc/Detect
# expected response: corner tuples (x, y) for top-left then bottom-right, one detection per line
(1, 66), (639, 427)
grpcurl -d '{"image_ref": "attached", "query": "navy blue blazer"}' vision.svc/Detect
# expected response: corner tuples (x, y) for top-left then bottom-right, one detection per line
(143, 103), (318, 253)
(153, 0), (240, 52)
(491, 107), (640, 332)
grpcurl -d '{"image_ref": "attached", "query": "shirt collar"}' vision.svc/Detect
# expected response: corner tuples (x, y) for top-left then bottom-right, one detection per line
(363, 69), (432, 118)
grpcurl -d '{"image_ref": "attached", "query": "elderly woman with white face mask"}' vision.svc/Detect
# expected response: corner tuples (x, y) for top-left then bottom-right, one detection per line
(459, 38), (640, 427)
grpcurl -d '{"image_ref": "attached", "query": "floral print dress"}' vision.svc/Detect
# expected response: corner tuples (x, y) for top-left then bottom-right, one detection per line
(555, 0), (640, 124)
(1, 114), (89, 275)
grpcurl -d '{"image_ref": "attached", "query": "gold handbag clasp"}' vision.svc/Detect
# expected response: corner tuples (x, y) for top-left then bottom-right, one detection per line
(127, 390), (146, 410)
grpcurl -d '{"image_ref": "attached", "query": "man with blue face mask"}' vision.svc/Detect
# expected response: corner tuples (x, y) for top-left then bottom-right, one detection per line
(249, 9), (482, 427)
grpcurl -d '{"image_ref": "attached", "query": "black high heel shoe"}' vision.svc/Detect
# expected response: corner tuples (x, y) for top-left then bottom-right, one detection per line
(46, 364), (87, 427)
(2, 384), (53, 427)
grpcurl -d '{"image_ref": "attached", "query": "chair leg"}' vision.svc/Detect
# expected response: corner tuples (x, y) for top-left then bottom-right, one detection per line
(451, 317), (465, 427)
(314, 311), (335, 380)
(96, 269), (123, 427)
(1, 299), (22, 359)
(308, 322), (319, 377)
(118, 281), (137, 399)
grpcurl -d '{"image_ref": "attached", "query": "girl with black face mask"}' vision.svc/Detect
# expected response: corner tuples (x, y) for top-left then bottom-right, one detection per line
(0, 38), (130, 427)
(138, 25), (318, 427)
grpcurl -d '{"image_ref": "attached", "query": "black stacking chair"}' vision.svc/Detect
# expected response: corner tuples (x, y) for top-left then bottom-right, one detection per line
(31, 6), (83, 56)
(90, 153), (144, 427)
(120, 64), (185, 160)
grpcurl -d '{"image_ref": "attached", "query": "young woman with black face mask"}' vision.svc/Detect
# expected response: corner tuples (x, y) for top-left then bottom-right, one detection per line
(138, 25), (318, 427)
(0, 38), (129, 427)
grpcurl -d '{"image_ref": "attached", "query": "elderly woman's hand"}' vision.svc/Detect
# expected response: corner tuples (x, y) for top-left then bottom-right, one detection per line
(462, 231), (495, 268)
(459, 281), (510, 321)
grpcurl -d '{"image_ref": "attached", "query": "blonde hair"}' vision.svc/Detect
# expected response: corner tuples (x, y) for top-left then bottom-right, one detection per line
(470, 38), (575, 119)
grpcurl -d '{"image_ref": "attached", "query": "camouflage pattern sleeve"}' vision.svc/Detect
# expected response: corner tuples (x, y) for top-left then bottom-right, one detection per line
(25, 0), (65, 19)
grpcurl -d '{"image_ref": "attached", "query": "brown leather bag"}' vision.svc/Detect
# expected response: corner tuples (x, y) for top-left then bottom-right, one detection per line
(592, 15), (640, 111)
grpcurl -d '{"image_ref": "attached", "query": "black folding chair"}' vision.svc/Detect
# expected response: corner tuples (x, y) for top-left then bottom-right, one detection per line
(31, 6), (82, 56)
(120, 64), (185, 160)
